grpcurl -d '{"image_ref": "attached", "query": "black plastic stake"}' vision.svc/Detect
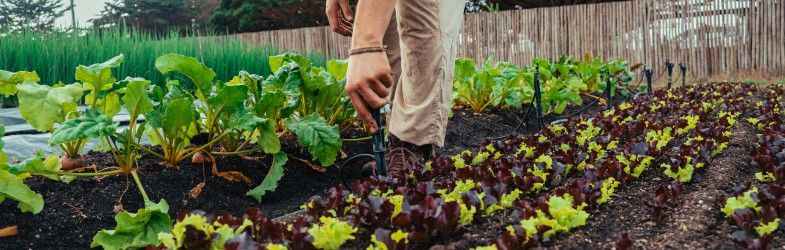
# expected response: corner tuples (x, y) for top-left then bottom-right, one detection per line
(679, 63), (687, 87)
(605, 71), (613, 109)
(666, 59), (674, 89)
(371, 109), (386, 176)
(533, 64), (545, 129)
(645, 68), (653, 94)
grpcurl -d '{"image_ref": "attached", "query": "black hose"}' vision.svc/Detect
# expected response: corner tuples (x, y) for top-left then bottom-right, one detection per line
(487, 94), (537, 140)
(337, 153), (375, 187)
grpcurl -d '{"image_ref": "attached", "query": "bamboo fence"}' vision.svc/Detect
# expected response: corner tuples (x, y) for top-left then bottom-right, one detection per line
(234, 0), (784, 77)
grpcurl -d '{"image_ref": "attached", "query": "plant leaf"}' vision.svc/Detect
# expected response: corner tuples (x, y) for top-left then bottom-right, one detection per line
(155, 54), (216, 96)
(0, 170), (44, 214)
(284, 114), (341, 166)
(326, 59), (349, 81)
(163, 99), (197, 138)
(247, 152), (288, 203)
(17, 80), (83, 132)
(228, 109), (280, 154)
(91, 199), (173, 250)
(208, 85), (248, 117)
(49, 114), (117, 146)
(121, 80), (153, 120)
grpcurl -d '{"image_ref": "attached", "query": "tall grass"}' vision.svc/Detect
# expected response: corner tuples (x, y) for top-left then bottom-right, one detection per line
(0, 26), (326, 106)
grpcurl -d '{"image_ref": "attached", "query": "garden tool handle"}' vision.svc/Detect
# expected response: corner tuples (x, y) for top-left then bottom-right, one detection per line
(371, 108), (387, 176)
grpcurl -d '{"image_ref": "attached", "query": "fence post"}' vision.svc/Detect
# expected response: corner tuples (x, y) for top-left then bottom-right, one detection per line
(666, 59), (674, 89)
(534, 64), (545, 129)
(679, 63), (687, 87)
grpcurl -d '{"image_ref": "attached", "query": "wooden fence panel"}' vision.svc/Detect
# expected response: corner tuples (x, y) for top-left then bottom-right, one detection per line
(232, 0), (784, 77)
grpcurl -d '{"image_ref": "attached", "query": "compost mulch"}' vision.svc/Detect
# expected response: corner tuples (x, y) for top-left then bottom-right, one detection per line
(3, 94), (776, 249)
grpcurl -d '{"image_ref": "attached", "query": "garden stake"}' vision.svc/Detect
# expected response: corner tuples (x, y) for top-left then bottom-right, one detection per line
(679, 63), (687, 87)
(371, 108), (387, 176)
(665, 59), (674, 89)
(533, 63), (545, 129)
(605, 71), (613, 109)
(645, 68), (653, 94)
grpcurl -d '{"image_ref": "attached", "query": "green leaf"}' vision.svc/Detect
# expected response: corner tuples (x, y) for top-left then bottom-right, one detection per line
(155, 54), (216, 96)
(77, 55), (123, 102)
(326, 59), (349, 81)
(555, 101), (568, 114)
(7, 151), (65, 182)
(0, 169), (44, 214)
(254, 90), (287, 118)
(284, 114), (342, 166)
(263, 63), (303, 94)
(163, 99), (197, 138)
(91, 199), (173, 250)
(0, 70), (39, 97)
(269, 53), (311, 73)
(121, 80), (153, 120)
(208, 85), (248, 116)
(49, 113), (117, 146)
(229, 109), (280, 154)
(247, 152), (288, 203)
(17, 80), (84, 132)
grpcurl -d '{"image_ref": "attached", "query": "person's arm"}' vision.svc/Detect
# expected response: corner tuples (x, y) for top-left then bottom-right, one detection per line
(344, 0), (397, 134)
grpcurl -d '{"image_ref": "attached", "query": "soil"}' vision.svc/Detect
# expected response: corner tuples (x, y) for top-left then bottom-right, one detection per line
(2, 92), (776, 250)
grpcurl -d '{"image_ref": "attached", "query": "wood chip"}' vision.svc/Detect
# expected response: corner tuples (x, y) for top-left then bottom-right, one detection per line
(0, 226), (18, 237)
(188, 182), (206, 199)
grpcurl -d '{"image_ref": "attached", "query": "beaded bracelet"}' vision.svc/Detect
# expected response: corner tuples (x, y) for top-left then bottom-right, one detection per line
(349, 45), (389, 56)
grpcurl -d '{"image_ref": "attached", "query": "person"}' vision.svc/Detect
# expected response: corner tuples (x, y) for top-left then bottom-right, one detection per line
(326, 0), (465, 176)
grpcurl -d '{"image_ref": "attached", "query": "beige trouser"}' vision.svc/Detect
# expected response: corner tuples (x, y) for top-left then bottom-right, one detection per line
(383, 0), (464, 148)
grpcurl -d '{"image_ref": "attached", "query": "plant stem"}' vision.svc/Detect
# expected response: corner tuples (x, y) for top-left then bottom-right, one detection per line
(125, 138), (167, 159)
(130, 170), (149, 202)
(211, 145), (266, 156)
(341, 136), (372, 142)
(177, 132), (228, 163)
(26, 169), (123, 177)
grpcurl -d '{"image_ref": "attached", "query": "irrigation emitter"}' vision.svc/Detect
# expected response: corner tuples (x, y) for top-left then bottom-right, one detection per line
(645, 68), (653, 94)
(666, 59), (675, 89)
(371, 108), (387, 177)
(533, 64), (545, 129)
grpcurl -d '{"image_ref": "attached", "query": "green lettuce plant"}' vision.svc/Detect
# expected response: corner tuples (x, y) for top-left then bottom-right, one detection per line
(452, 57), (527, 113)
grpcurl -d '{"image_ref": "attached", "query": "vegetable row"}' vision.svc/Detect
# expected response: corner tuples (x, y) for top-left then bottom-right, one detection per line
(92, 82), (765, 250)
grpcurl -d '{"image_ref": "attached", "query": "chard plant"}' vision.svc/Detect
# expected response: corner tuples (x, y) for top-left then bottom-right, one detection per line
(0, 70), (86, 169)
(452, 57), (527, 113)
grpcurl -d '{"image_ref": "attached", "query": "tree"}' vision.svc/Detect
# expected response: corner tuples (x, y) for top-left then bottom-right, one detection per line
(0, 0), (66, 31)
(209, 0), (329, 34)
(91, 0), (211, 33)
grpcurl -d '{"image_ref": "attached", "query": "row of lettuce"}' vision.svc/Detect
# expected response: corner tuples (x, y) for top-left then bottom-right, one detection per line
(452, 54), (637, 113)
(722, 86), (785, 249)
(75, 83), (762, 249)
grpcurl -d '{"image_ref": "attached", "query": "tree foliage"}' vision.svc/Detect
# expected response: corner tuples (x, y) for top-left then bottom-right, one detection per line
(91, 0), (215, 33)
(209, 0), (329, 34)
(0, 0), (66, 31)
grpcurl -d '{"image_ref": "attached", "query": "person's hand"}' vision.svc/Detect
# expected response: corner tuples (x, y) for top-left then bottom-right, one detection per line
(326, 0), (354, 36)
(345, 52), (392, 134)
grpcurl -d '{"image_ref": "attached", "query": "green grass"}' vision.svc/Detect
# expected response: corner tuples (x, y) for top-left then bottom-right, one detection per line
(0, 26), (326, 106)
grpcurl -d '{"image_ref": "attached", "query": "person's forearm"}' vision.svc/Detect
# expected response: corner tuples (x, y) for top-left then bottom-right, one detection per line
(351, 0), (397, 48)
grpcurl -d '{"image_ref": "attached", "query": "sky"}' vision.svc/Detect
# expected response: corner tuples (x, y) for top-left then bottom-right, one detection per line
(54, 0), (111, 28)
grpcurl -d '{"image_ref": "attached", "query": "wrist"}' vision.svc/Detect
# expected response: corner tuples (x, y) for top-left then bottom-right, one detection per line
(351, 32), (384, 49)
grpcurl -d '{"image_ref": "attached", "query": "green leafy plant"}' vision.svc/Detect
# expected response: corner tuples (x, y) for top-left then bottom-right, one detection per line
(91, 199), (173, 250)
(308, 217), (358, 250)
(452, 57), (528, 113)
